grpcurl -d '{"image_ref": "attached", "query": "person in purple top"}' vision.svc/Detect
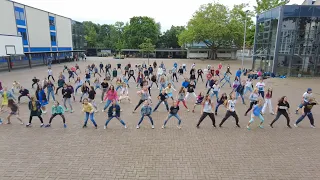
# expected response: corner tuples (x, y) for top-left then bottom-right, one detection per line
(247, 99), (264, 130)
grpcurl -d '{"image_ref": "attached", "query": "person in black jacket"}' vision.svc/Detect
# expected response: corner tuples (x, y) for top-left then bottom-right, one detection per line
(235, 80), (246, 105)
(26, 96), (44, 127)
(18, 86), (30, 103)
(104, 100), (127, 129)
(32, 77), (40, 89)
(128, 68), (136, 82)
(99, 62), (104, 73)
(62, 84), (73, 113)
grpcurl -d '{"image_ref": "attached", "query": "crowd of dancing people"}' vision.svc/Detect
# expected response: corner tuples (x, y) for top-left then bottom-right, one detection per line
(0, 60), (317, 130)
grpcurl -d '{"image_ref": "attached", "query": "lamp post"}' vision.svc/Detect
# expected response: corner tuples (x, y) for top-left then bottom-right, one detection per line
(242, 10), (249, 69)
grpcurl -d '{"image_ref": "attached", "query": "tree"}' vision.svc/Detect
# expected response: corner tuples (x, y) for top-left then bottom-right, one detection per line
(139, 38), (155, 65)
(254, 0), (290, 14)
(83, 21), (99, 47)
(178, 3), (252, 59)
(124, 16), (161, 49)
(158, 26), (185, 48)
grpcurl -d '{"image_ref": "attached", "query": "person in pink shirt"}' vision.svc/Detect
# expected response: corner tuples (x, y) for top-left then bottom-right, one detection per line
(102, 85), (119, 111)
(218, 63), (222, 70)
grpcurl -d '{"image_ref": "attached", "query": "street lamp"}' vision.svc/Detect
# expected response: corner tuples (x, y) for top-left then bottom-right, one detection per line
(242, 10), (249, 69)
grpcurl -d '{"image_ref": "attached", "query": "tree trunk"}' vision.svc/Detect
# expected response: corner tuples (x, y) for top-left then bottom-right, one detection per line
(210, 49), (217, 60)
(147, 53), (150, 65)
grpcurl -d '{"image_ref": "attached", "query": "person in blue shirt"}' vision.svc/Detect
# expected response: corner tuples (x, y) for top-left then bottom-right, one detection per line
(220, 72), (231, 88)
(137, 100), (154, 129)
(247, 99), (264, 130)
(182, 78), (190, 89)
(235, 68), (242, 81)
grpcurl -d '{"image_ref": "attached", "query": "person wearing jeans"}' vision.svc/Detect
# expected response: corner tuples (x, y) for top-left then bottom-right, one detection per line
(270, 96), (291, 128)
(162, 100), (182, 129)
(153, 90), (169, 112)
(104, 100), (127, 129)
(82, 98), (97, 129)
(235, 80), (245, 105)
(243, 78), (253, 97)
(102, 85), (119, 111)
(255, 78), (266, 99)
(246, 99), (264, 130)
(295, 88), (312, 114)
(62, 84), (73, 113)
(132, 87), (152, 113)
(137, 100), (154, 129)
(215, 93), (228, 115)
(100, 79), (109, 103)
(294, 97), (318, 128)
(196, 95), (216, 128)
(46, 81), (55, 102)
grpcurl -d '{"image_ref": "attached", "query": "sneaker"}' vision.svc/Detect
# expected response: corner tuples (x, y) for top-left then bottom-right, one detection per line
(196, 126), (199, 128)
(42, 111), (47, 114)
(295, 110), (298, 114)
(136, 125), (140, 129)
(64, 124), (67, 128)
(162, 125), (165, 129)
(26, 123), (31, 127)
(94, 126), (97, 129)
(215, 112), (217, 116)
(236, 124), (241, 128)
(247, 126), (251, 130)
(124, 125), (127, 129)
(187, 109), (190, 112)
(40, 124), (44, 128)
(100, 101), (103, 104)
(177, 126), (181, 129)
(287, 125), (292, 128)
(83, 125), (87, 128)
(45, 124), (51, 128)
(259, 125), (264, 129)
(311, 125), (316, 128)
(94, 110), (98, 113)
(271, 112), (275, 115)
(213, 125), (216, 128)
(152, 125), (154, 129)
(20, 122), (24, 125)
(104, 125), (106, 129)
(293, 124), (298, 128)
(102, 110), (105, 112)
(219, 124), (222, 128)
(65, 108), (69, 112)
(270, 124), (273, 128)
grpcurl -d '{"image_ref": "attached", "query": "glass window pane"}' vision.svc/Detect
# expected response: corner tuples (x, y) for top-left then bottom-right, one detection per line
(15, 11), (20, 20)
(20, 12), (25, 20)
(300, 6), (314, 17)
(283, 5), (300, 17)
(314, 7), (320, 17)
(258, 13), (265, 23)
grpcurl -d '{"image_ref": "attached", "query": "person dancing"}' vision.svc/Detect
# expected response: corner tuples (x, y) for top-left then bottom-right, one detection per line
(137, 100), (154, 129)
(262, 88), (274, 115)
(153, 90), (169, 112)
(294, 97), (318, 128)
(45, 101), (67, 128)
(18, 86), (31, 104)
(88, 86), (98, 113)
(133, 87), (152, 113)
(26, 96), (44, 127)
(6, 99), (24, 125)
(196, 95), (216, 128)
(62, 84), (73, 113)
(104, 100), (127, 129)
(255, 78), (266, 99)
(164, 83), (176, 100)
(215, 93), (228, 115)
(219, 93), (240, 128)
(244, 88), (259, 116)
(162, 100), (182, 129)
(82, 98), (97, 129)
(176, 87), (189, 112)
(295, 88), (312, 114)
(192, 92), (204, 113)
(102, 85), (119, 112)
(270, 96), (291, 128)
(100, 78), (109, 103)
(246, 99), (264, 130)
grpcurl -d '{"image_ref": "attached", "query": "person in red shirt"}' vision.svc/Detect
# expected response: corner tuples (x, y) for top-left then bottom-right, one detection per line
(215, 69), (220, 78)
(218, 63), (222, 70)
(205, 72), (213, 88)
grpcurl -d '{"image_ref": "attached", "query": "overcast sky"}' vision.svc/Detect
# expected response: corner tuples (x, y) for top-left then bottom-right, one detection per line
(15, 0), (305, 31)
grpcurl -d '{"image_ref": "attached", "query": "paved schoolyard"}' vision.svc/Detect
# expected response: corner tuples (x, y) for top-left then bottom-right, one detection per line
(0, 57), (319, 180)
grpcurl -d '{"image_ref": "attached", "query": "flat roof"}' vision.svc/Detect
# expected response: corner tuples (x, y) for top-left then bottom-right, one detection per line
(24, 50), (85, 54)
(121, 49), (187, 52)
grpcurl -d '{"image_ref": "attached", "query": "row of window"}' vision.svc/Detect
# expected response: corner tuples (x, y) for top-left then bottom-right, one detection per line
(15, 11), (25, 21)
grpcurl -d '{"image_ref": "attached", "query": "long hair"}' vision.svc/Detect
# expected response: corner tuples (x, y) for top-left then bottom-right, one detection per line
(278, 96), (286, 103)
(179, 87), (185, 93)
(8, 99), (15, 107)
(202, 95), (211, 105)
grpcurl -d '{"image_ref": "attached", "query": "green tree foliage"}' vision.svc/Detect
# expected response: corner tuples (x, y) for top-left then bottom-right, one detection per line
(254, 0), (290, 14)
(139, 38), (155, 65)
(178, 2), (253, 59)
(124, 16), (161, 49)
(158, 26), (185, 48)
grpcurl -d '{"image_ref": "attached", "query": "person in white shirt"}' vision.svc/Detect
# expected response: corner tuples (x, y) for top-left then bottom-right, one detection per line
(255, 78), (265, 99)
(295, 88), (312, 114)
(243, 78), (253, 96)
(209, 81), (220, 101)
(47, 68), (55, 82)
(119, 84), (131, 103)
(219, 93), (240, 128)
(157, 68), (163, 82)
(196, 95), (216, 128)
(191, 63), (196, 70)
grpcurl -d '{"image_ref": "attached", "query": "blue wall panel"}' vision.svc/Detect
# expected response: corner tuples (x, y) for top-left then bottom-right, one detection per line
(30, 47), (51, 52)
(23, 47), (29, 52)
(58, 47), (72, 51)
(50, 26), (56, 31)
(52, 47), (57, 51)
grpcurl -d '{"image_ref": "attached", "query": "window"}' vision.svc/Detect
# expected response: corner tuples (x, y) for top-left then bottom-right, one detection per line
(15, 11), (20, 20)
(49, 19), (55, 26)
(51, 35), (56, 42)
(19, 12), (25, 20)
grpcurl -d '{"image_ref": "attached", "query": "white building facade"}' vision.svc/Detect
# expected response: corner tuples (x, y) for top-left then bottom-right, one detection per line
(0, 0), (74, 61)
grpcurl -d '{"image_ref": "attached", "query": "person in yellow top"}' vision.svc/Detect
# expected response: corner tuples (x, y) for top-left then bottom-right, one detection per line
(164, 83), (176, 100)
(82, 98), (97, 129)
(0, 87), (16, 111)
